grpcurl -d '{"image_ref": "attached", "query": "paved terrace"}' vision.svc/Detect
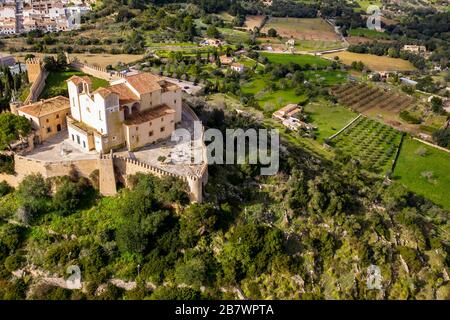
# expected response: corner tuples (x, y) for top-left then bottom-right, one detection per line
(21, 108), (206, 177)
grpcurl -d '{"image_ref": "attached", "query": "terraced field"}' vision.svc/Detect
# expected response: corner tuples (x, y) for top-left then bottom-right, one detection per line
(330, 116), (404, 173)
(330, 83), (413, 114)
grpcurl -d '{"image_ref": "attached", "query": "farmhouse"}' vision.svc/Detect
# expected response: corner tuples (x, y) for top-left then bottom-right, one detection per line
(402, 45), (427, 55)
(200, 38), (223, 47)
(230, 63), (245, 73)
(17, 96), (70, 144)
(66, 72), (182, 153)
(219, 55), (234, 65)
(400, 77), (418, 87)
(272, 104), (302, 121)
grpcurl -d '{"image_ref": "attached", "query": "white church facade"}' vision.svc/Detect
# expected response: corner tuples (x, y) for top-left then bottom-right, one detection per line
(66, 72), (182, 153)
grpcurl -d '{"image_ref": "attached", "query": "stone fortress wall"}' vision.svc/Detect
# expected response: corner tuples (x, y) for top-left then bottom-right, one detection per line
(65, 53), (124, 82)
(0, 148), (207, 202)
(23, 58), (48, 105)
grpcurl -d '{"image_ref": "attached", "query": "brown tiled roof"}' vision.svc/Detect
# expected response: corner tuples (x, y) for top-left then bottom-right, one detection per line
(18, 96), (69, 118)
(66, 75), (92, 85)
(92, 87), (116, 98)
(124, 104), (175, 125)
(125, 73), (162, 95)
(108, 83), (139, 105)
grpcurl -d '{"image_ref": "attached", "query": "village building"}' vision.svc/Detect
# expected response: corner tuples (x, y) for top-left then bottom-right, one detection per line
(17, 96), (70, 143)
(199, 38), (223, 47)
(272, 104), (302, 121)
(0, 53), (15, 67)
(230, 63), (245, 73)
(402, 45), (427, 55)
(66, 72), (182, 153)
(219, 55), (234, 65)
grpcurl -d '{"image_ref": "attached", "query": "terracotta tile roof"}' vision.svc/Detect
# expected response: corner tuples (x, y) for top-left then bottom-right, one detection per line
(66, 75), (92, 85)
(124, 104), (175, 125)
(108, 83), (140, 105)
(92, 87), (116, 98)
(18, 96), (69, 118)
(125, 73), (162, 95)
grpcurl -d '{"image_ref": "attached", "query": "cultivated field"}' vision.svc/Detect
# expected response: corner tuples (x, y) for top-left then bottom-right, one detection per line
(331, 116), (403, 173)
(394, 137), (450, 211)
(262, 18), (340, 41)
(323, 51), (416, 71)
(244, 15), (266, 30)
(260, 52), (332, 67)
(303, 101), (358, 142)
(6, 52), (144, 68)
(330, 83), (413, 115)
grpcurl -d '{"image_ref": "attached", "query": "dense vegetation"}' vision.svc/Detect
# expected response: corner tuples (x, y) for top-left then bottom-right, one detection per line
(1, 104), (448, 300)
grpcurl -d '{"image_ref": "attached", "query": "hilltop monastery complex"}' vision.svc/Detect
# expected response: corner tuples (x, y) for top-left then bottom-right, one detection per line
(3, 58), (208, 203)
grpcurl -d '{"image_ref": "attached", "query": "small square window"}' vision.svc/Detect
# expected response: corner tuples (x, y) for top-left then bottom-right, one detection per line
(160, 127), (165, 132)
(46, 119), (49, 123)
(47, 127), (51, 133)
(149, 131), (153, 137)
(56, 114), (59, 119)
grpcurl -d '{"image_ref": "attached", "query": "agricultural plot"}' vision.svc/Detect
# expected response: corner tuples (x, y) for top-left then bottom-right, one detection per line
(244, 15), (266, 30)
(331, 116), (403, 173)
(260, 52), (332, 68)
(322, 51), (415, 72)
(330, 83), (413, 114)
(394, 137), (450, 211)
(262, 18), (340, 41)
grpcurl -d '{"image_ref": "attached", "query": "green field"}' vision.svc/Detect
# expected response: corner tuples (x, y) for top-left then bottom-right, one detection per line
(354, 0), (382, 11)
(348, 28), (390, 39)
(303, 70), (348, 85)
(40, 69), (109, 99)
(394, 137), (450, 211)
(241, 76), (308, 112)
(260, 52), (332, 67)
(304, 102), (358, 142)
(331, 116), (403, 173)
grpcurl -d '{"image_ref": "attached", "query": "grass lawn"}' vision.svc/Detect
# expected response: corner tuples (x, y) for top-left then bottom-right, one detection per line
(323, 51), (415, 72)
(393, 137), (450, 211)
(304, 101), (358, 142)
(260, 52), (332, 67)
(40, 69), (109, 99)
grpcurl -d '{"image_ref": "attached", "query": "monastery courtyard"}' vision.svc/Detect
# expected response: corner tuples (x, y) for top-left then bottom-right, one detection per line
(22, 106), (205, 177)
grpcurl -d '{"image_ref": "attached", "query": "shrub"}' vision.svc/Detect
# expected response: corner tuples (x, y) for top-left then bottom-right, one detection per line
(399, 111), (421, 124)
(17, 174), (50, 213)
(53, 178), (82, 215)
(4, 253), (25, 272)
(149, 286), (201, 300)
(0, 180), (13, 196)
(0, 155), (14, 174)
